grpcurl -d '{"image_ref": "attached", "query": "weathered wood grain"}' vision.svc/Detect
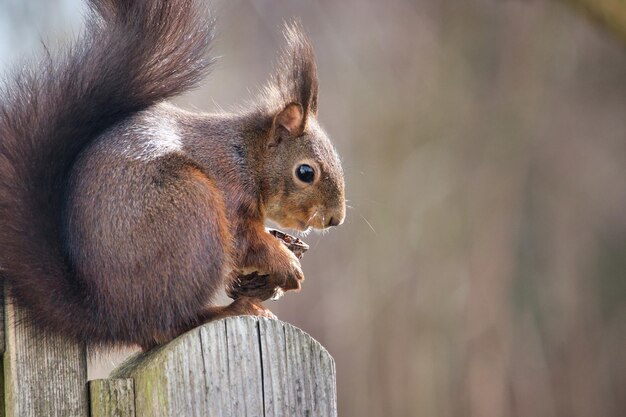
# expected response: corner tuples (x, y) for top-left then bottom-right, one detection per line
(199, 318), (264, 417)
(89, 378), (135, 417)
(3, 291), (89, 417)
(258, 318), (289, 415)
(109, 316), (337, 417)
(112, 326), (207, 417)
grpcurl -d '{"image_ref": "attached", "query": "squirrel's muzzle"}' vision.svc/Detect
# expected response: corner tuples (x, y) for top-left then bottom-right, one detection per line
(324, 202), (345, 228)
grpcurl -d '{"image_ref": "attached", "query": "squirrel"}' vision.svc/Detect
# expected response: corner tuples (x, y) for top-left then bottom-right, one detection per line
(0, 0), (345, 350)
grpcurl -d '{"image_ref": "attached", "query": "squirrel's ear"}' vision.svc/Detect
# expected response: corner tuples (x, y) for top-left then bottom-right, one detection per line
(275, 103), (304, 136)
(262, 22), (318, 128)
(281, 23), (318, 116)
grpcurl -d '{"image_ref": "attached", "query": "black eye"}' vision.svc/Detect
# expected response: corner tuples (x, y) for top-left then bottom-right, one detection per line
(296, 164), (315, 183)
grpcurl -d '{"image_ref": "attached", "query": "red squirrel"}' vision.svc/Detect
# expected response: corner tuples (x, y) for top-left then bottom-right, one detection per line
(0, 0), (345, 349)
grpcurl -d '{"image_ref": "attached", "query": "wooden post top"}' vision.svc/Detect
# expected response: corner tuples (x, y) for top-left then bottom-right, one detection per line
(91, 316), (338, 417)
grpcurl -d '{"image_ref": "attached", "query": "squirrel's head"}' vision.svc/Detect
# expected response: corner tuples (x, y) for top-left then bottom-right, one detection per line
(257, 23), (345, 232)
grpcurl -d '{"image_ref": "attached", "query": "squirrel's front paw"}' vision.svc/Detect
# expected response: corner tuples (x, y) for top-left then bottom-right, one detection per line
(270, 246), (304, 291)
(238, 242), (305, 293)
(234, 228), (308, 301)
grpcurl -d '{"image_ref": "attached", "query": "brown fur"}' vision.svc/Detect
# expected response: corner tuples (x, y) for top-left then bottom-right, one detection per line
(0, 0), (345, 349)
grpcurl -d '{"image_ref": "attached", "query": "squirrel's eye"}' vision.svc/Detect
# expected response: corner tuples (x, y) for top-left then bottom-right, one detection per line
(296, 164), (315, 184)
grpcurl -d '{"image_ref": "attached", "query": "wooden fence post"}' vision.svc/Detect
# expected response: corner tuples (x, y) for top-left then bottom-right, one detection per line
(0, 293), (337, 416)
(2, 288), (89, 417)
(92, 316), (338, 417)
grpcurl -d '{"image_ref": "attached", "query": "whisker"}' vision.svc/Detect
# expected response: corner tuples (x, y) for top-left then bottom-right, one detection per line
(358, 212), (377, 235)
(297, 228), (312, 238)
(343, 196), (377, 235)
(297, 209), (319, 238)
(307, 209), (319, 224)
(313, 213), (326, 249)
(313, 230), (324, 249)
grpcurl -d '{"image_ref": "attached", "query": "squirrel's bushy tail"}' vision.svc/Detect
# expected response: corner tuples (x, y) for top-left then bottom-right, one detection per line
(0, 0), (214, 343)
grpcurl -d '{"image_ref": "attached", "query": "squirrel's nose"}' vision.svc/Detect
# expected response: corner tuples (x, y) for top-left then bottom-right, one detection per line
(327, 216), (340, 227)
(324, 201), (346, 228)
(325, 209), (345, 228)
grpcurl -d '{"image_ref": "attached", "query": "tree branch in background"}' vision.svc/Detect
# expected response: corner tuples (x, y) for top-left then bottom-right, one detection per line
(564, 0), (626, 44)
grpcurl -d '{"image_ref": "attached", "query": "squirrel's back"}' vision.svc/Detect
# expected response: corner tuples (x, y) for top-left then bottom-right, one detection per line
(0, 0), (215, 345)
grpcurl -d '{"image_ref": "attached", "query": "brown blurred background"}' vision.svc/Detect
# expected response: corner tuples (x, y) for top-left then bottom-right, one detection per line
(2, 0), (625, 416)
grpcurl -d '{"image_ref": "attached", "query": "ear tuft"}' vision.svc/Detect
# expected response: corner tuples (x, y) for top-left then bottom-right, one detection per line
(261, 21), (319, 125)
(279, 22), (318, 116)
(275, 103), (304, 136)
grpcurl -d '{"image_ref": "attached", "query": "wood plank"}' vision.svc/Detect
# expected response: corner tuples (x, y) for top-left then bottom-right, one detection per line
(3, 292), (89, 417)
(316, 335), (338, 417)
(111, 316), (336, 417)
(199, 320), (232, 416)
(89, 379), (135, 417)
(258, 318), (289, 416)
(222, 317), (264, 417)
(117, 328), (207, 417)
(260, 318), (337, 417)
(284, 324), (315, 417)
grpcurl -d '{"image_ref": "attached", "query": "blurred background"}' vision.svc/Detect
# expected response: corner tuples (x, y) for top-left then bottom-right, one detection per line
(2, 0), (625, 416)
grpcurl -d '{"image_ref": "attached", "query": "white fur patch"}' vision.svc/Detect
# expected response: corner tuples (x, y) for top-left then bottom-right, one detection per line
(121, 114), (183, 161)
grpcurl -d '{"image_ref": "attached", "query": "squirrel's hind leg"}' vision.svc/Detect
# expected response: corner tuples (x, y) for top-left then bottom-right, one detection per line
(67, 149), (234, 348)
(198, 297), (277, 322)
(140, 297), (275, 351)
